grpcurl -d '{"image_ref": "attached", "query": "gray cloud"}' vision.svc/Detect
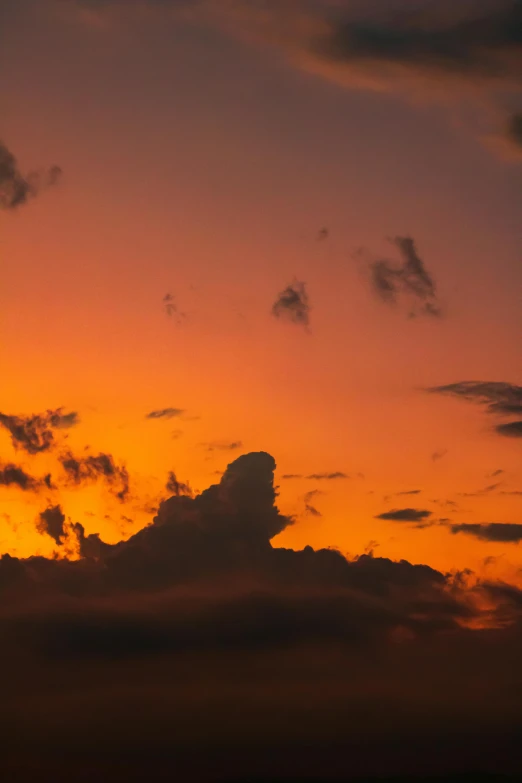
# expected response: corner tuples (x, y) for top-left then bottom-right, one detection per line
(272, 280), (311, 328)
(369, 236), (441, 317)
(376, 508), (432, 523)
(0, 409), (79, 454)
(0, 141), (61, 211)
(450, 522), (522, 543)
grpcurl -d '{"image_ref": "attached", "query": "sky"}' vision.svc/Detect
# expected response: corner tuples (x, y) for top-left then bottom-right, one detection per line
(1, 1), (522, 780)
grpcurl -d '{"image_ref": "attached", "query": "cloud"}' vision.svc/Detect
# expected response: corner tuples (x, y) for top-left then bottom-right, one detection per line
(396, 489), (422, 496)
(313, 1), (522, 85)
(450, 522), (522, 543)
(428, 381), (522, 438)
(271, 280), (311, 328)
(37, 505), (66, 545)
(496, 420), (522, 438)
(368, 236), (442, 317)
(507, 113), (522, 148)
(165, 471), (193, 497)
(163, 293), (186, 324)
(0, 463), (41, 492)
(306, 471), (349, 481)
(376, 508), (432, 523)
(202, 441), (243, 452)
(431, 449), (448, 461)
(427, 380), (522, 415)
(0, 408), (79, 454)
(3, 448), (522, 778)
(59, 451), (130, 501)
(146, 408), (185, 420)
(0, 141), (61, 210)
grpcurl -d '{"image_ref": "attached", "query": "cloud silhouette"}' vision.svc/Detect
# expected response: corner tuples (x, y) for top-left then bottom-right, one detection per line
(450, 522), (522, 543)
(0, 408), (79, 454)
(0, 463), (41, 492)
(165, 471), (192, 497)
(376, 508), (432, 523)
(202, 441), (243, 453)
(368, 236), (441, 317)
(59, 451), (130, 502)
(2, 449), (522, 779)
(428, 381), (522, 439)
(146, 408), (185, 420)
(0, 141), (61, 210)
(37, 505), (66, 545)
(272, 280), (311, 328)
(427, 380), (522, 415)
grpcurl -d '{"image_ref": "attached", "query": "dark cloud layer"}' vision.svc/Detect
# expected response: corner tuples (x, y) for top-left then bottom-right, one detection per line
(0, 408), (79, 454)
(271, 280), (311, 328)
(1, 450), (522, 779)
(60, 451), (130, 501)
(0, 141), (61, 210)
(165, 471), (192, 497)
(450, 522), (522, 543)
(376, 508), (432, 523)
(369, 236), (441, 317)
(316, 1), (522, 83)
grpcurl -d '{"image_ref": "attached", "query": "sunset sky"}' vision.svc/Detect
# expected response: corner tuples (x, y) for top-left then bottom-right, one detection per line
(2, 0), (522, 576)
(2, 2), (522, 779)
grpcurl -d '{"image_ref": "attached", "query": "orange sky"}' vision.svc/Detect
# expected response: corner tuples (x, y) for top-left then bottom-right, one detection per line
(1, 0), (522, 581)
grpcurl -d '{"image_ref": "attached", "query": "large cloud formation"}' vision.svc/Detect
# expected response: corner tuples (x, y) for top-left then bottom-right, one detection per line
(2, 450), (522, 780)
(75, 0), (522, 157)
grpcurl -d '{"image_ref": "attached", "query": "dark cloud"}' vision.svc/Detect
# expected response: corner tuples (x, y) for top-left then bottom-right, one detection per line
(315, 1), (522, 83)
(2, 449), (522, 778)
(431, 449), (448, 461)
(0, 141), (62, 211)
(396, 489), (422, 496)
(428, 381), (522, 438)
(507, 112), (522, 148)
(145, 408), (185, 420)
(317, 226), (329, 241)
(376, 508), (432, 523)
(37, 505), (66, 545)
(427, 380), (522, 415)
(165, 471), (193, 497)
(59, 451), (130, 502)
(163, 293), (186, 324)
(496, 420), (522, 438)
(281, 473), (303, 479)
(489, 469), (505, 477)
(459, 482), (502, 498)
(0, 408), (79, 454)
(450, 522), (522, 543)
(203, 441), (243, 452)
(271, 280), (311, 328)
(368, 236), (441, 317)
(306, 471), (349, 480)
(0, 463), (41, 492)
